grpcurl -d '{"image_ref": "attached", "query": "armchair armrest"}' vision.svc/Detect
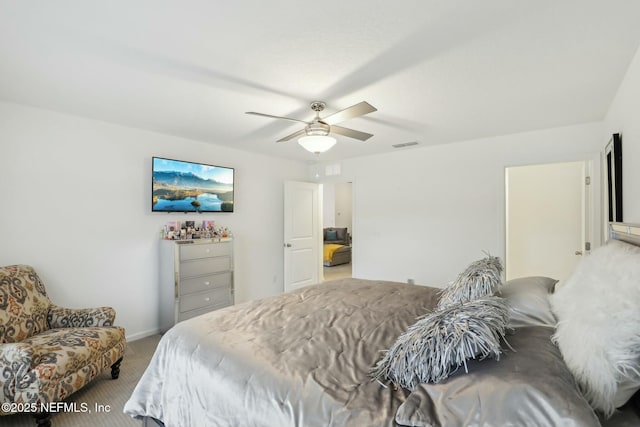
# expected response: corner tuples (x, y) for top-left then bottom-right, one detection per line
(0, 342), (34, 391)
(47, 304), (116, 328)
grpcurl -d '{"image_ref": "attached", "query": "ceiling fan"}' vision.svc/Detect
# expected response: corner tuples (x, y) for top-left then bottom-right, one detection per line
(246, 101), (377, 153)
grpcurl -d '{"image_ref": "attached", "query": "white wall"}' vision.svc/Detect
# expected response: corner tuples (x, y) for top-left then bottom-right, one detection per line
(322, 183), (336, 227)
(334, 182), (353, 232)
(319, 43), (640, 288)
(316, 122), (605, 287)
(0, 102), (308, 340)
(605, 44), (640, 222)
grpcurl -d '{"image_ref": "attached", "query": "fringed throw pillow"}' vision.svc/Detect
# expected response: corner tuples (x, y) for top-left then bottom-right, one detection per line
(371, 296), (510, 390)
(438, 254), (503, 309)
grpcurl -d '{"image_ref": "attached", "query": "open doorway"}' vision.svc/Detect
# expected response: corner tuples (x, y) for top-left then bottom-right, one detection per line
(322, 182), (353, 281)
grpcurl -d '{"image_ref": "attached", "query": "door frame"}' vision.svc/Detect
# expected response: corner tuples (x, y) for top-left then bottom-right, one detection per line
(320, 178), (356, 280)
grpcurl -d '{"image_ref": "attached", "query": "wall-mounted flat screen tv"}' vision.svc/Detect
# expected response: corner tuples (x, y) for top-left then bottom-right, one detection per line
(152, 157), (234, 213)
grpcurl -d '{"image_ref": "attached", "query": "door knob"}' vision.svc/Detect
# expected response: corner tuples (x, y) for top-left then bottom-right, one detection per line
(575, 250), (583, 255)
(285, 243), (292, 247)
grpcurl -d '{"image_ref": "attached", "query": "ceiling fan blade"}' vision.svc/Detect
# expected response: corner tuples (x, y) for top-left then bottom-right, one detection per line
(246, 111), (308, 124)
(277, 128), (307, 143)
(331, 125), (374, 141)
(322, 101), (377, 125)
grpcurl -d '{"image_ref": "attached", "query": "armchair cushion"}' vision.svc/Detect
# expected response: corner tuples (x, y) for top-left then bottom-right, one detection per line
(48, 304), (116, 328)
(0, 265), (51, 343)
(1, 326), (125, 408)
(0, 343), (35, 394)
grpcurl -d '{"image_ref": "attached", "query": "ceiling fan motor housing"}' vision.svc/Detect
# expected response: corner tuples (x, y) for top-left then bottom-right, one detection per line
(247, 100), (375, 143)
(306, 121), (330, 136)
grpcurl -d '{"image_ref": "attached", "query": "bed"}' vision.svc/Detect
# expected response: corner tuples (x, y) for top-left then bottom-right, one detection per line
(124, 222), (640, 427)
(323, 227), (352, 267)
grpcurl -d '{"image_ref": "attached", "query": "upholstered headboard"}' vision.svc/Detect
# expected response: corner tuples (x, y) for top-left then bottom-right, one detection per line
(607, 222), (640, 412)
(609, 222), (640, 247)
(323, 227), (350, 245)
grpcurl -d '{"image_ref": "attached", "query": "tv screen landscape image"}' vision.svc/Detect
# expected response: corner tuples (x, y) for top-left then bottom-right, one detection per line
(152, 157), (234, 213)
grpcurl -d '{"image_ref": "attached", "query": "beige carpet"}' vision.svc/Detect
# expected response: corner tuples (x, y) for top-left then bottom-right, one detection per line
(2, 334), (161, 427)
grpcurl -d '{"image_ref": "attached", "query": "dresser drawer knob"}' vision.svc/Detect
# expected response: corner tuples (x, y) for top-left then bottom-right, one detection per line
(204, 281), (211, 286)
(204, 297), (211, 302)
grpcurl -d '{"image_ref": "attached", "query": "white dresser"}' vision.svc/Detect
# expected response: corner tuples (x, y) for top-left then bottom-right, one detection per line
(159, 238), (234, 332)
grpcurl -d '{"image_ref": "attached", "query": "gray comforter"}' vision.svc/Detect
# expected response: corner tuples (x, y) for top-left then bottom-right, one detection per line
(124, 278), (600, 427)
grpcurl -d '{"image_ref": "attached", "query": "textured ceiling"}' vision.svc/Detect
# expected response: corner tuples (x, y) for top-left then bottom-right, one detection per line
(1, 0), (640, 162)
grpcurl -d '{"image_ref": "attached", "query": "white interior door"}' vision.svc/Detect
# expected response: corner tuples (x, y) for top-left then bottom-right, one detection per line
(284, 181), (322, 292)
(505, 161), (590, 282)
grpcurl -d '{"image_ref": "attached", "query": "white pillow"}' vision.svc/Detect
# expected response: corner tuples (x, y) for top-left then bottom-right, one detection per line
(549, 239), (640, 417)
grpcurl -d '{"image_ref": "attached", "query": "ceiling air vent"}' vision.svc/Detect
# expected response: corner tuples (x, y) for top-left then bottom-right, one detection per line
(392, 141), (419, 148)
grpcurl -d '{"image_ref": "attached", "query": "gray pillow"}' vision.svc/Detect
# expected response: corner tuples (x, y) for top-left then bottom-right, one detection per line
(438, 255), (503, 309)
(498, 276), (558, 328)
(371, 296), (509, 390)
(324, 227), (348, 243)
(395, 326), (600, 427)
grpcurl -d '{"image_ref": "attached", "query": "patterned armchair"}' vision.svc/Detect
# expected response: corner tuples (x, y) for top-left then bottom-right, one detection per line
(0, 265), (126, 427)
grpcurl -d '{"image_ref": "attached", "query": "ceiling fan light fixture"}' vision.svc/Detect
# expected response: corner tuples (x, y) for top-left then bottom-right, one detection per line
(298, 135), (337, 154)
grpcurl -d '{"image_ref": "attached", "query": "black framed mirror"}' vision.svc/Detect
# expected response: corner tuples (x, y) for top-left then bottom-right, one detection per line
(605, 133), (622, 222)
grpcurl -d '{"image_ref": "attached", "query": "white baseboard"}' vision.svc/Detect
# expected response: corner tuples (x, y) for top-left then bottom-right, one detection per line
(126, 328), (161, 342)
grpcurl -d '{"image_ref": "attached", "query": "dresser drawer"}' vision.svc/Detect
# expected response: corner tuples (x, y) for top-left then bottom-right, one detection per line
(179, 287), (232, 313)
(180, 242), (231, 261)
(180, 256), (231, 278)
(180, 272), (232, 295)
(178, 300), (233, 322)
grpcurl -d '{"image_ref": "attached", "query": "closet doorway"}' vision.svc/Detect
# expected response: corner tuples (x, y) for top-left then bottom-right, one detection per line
(322, 182), (353, 281)
(505, 161), (592, 283)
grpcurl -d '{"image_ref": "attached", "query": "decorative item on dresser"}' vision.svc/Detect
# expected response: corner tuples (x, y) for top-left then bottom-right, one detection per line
(159, 238), (234, 333)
